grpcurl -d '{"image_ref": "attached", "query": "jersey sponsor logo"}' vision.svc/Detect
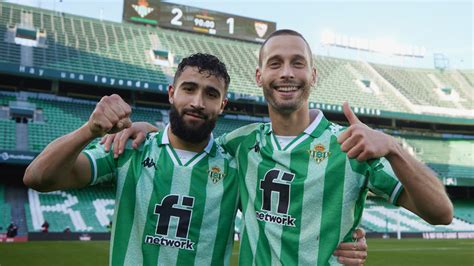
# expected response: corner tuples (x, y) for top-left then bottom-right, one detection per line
(132, 0), (154, 18)
(258, 169), (296, 227)
(308, 144), (331, 164)
(255, 211), (296, 226)
(208, 166), (225, 184)
(145, 194), (196, 250)
(141, 157), (157, 169)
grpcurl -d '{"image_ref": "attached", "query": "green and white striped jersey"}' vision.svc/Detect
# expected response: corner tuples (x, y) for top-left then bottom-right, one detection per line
(219, 111), (404, 265)
(82, 125), (239, 266)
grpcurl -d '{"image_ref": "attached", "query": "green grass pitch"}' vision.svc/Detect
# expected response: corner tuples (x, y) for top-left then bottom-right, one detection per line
(0, 239), (472, 265)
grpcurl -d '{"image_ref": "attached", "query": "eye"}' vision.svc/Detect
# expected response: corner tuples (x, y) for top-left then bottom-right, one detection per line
(182, 86), (194, 92)
(294, 61), (305, 68)
(207, 90), (219, 98)
(268, 61), (281, 68)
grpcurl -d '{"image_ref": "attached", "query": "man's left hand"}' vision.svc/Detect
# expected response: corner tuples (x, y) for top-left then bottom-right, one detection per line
(337, 102), (396, 161)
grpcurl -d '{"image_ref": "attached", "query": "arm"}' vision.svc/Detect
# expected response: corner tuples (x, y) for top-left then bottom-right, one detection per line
(101, 122), (256, 158)
(338, 102), (453, 225)
(23, 94), (132, 192)
(100, 122), (158, 158)
(386, 143), (453, 225)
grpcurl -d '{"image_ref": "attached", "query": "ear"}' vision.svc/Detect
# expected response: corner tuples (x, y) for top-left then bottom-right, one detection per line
(168, 85), (175, 104)
(311, 67), (317, 87)
(255, 66), (263, 87)
(219, 98), (228, 114)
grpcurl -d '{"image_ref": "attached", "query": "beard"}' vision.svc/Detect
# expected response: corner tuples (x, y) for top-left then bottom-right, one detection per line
(169, 104), (216, 143)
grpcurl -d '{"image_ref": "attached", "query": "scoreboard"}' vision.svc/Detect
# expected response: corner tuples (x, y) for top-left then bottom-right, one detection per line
(123, 0), (276, 43)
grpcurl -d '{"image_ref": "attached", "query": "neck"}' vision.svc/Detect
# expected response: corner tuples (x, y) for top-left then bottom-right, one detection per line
(269, 105), (315, 136)
(167, 127), (209, 153)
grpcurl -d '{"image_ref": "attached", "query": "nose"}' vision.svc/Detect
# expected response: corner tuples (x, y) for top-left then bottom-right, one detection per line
(190, 92), (205, 110)
(280, 63), (295, 80)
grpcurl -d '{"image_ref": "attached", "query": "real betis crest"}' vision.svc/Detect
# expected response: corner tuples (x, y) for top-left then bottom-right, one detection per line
(132, 0), (154, 18)
(208, 166), (226, 184)
(308, 144), (331, 164)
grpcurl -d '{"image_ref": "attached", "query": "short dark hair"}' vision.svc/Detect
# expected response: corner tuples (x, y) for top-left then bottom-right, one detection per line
(173, 53), (231, 91)
(258, 29), (313, 67)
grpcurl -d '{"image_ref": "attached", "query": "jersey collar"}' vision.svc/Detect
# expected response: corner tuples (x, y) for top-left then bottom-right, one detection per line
(159, 123), (216, 157)
(265, 109), (329, 139)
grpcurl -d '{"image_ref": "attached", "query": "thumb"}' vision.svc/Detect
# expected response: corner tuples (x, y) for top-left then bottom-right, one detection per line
(352, 228), (366, 241)
(121, 118), (132, 129)
(343, 102), (361, 125)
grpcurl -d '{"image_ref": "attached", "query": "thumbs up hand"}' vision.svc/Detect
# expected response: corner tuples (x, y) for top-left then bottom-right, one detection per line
(342, 101), (362, 126)
(337, 102), (396, 161)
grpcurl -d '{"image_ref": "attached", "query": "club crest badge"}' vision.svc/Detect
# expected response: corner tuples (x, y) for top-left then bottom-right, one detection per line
(208, 166), (226, 184)
(132, 0), (154, 18)
(308, 144), (331, 164)
(254, 22), (268, 38)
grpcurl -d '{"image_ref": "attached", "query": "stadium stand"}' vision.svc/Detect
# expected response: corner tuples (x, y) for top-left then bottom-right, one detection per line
(0, 93), (17, 150)
(362, 197), (474, 233)
(0, 184), (12, 231)
(0, 119), (16, 151)
(20, 93), (164, 152)
(1, 2), (472, 116)
(26, 186), (115, 232)
(453, 200), (474, 224)
(403, 136), (474, 181)
(312, 56), (412, 112)
(371, 64), (472, 110)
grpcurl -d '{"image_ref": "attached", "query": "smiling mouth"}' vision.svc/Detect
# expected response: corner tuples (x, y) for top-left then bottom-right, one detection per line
(274, 86), (300, 92)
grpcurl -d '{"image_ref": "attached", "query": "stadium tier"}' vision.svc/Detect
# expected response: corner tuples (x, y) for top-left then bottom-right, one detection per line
(403, 136), (474, 184)
(0, 184), (12, 231)
(0, 119), (16, 151)
(20, 94), (162, 152)
(372, 64), (473, 110)
(26, 186), (115, 232)
(362, 198), (474, 233)
(0, 93), (16, 150)
(453, 200), (474, 224)
(1, 2), (473, 117)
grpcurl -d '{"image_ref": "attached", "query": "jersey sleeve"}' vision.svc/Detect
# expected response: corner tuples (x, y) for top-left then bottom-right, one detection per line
(367, 157), (404, 206)
(217, 133), (242, 157)
(217, 123), (261, 157)
(81, 142), (117, 186)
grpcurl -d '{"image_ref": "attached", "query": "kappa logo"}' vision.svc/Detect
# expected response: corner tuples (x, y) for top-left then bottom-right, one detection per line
(249, 141), (261, 153)
(254, 22), (268, 38)
(329, 123), (344, 135)
(142, 157), (157, 169)
(132, 0), (154, 18)
(308, 144), (331, 164)
(208, 166), (226, 184)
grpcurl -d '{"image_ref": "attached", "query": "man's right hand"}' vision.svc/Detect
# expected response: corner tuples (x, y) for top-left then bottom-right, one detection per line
(88, 94), (132, 138)
(100, 121), (158, 158)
